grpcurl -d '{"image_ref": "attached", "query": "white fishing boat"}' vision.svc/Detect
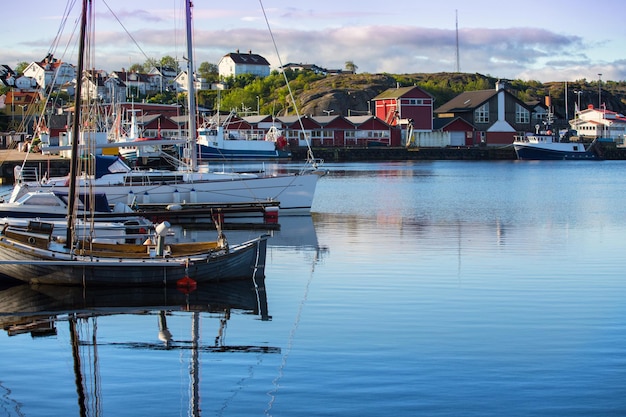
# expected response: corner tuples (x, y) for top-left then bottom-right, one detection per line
(0, 0), (269, 287)
(513, 130), (599, 160)
(513, 97), (599, 160)
(196, 113), (291, 160)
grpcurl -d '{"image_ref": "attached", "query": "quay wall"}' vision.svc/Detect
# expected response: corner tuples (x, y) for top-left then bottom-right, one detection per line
(293, 142), (626, 162)
(1, 142), (626, 184)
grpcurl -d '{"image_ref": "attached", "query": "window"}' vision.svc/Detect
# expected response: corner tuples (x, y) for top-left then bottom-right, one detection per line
(474, 103), (489, 123)
(516, 104), (530, 124)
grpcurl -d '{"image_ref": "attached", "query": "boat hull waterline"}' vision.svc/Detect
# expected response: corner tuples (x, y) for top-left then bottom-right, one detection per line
(513, 142), (599, 160)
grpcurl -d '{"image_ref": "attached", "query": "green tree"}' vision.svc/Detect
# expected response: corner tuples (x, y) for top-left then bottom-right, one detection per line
(160, 56), (179, 72)
(15, 62), (28, 74)
(129, 63), (144, 73)
(198, 62), (218, 83)
(345, 61), (358, 74)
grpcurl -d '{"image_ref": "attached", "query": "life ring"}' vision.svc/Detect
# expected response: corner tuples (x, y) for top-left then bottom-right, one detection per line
(275, 136), (288, 150)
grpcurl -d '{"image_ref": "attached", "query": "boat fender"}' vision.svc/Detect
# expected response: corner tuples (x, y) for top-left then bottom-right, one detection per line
(166, 204), (182, 211)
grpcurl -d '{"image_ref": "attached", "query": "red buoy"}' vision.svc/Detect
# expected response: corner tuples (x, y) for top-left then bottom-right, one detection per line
(176, 276), (197, 293)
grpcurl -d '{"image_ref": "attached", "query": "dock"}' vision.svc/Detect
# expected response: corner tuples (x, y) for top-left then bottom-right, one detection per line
(132, 201), (281, 227)
(0, 149), (71, 184)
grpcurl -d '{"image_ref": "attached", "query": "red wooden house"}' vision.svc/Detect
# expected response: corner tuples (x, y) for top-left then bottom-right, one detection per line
(372, 86), (434, 131)
(311, 115), (356, 146)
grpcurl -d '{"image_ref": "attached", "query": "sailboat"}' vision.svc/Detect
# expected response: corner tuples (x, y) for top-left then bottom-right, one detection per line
(0, 0), (269, 286)
(7, 0), (325, 214)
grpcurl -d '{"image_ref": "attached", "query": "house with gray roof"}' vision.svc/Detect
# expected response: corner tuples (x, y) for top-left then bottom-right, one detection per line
(218, 50), (270, 79)
(434, 81), (535, 145)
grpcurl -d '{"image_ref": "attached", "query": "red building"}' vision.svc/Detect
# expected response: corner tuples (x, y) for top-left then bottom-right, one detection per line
(372, 86), (434, 131)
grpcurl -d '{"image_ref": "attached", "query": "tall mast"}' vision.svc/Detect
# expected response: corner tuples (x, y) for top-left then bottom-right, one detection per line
(66, 0), (89, 247)
(185, 0), (197, 170)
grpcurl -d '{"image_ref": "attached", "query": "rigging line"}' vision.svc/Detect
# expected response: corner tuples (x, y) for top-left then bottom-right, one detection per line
(101, 0), (153, 64)
(258, 0), (317, 171)
(49, 0), (78, 56)
(265, 260), (316, 416)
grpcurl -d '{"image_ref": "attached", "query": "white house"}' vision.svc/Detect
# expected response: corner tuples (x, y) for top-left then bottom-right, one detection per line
(173, 71), (211, 92)
(570, 104), (626, 141)
(81, 70), (108, 102)
(110, 71), (150, 98)
(148, 66), (178, 94)
(22, 54), (75, 91)
(104, 77), (127, 103)
(218, 50), (270, 79)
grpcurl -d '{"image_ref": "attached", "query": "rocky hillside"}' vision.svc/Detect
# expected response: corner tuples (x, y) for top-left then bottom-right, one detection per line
(288, 72), (626, 119)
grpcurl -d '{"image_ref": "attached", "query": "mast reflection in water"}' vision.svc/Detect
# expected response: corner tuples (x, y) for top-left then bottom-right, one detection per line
(0, 276), (276, 417)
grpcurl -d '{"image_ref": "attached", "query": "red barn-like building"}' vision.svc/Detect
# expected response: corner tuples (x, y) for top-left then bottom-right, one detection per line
(372, 86), (433, 131)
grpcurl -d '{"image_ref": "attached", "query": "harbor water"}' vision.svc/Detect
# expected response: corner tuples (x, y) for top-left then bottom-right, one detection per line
(1, 160), (626, 416)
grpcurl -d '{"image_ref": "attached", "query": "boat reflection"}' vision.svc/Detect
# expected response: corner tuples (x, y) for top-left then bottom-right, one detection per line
(0, 276), (272, 336)
(169, 213), (320, 251)
(0, 277), (277, 417)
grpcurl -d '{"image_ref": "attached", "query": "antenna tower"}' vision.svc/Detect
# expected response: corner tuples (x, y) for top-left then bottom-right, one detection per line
(455, 10), (460, 73)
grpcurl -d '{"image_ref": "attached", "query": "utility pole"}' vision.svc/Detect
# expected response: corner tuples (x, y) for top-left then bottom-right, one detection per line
(598, 73), (602, 109)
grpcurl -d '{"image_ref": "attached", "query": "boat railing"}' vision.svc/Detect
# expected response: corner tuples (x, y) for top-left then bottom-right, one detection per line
(14, 166), (41, 184)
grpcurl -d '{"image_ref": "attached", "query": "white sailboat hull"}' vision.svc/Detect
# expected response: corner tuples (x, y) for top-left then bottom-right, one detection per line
(10, 169), (324, 214)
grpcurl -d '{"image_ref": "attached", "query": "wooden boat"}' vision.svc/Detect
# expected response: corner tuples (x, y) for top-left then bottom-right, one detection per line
(0, 219), (268, 286)
(0, 0), (269, 287)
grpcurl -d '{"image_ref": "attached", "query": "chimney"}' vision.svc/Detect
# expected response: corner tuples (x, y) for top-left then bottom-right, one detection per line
(487, 80), (515, 133)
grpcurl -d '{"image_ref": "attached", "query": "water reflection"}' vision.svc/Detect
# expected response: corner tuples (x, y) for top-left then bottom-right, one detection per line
(0, 277), (275, 417)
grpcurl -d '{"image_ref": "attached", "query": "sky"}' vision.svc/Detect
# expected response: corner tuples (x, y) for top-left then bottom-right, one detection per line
(2, 0), (625, 83)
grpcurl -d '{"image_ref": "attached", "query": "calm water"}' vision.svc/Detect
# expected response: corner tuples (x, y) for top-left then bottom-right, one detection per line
(1, 160), (626, 416)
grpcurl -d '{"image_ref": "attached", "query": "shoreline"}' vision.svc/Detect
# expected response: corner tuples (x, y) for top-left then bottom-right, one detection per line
(2, 142), (625, 184)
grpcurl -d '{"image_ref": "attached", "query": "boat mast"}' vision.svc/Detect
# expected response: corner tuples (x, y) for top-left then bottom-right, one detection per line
(66, 0), (89, 247)
(185, 0), (198, 170)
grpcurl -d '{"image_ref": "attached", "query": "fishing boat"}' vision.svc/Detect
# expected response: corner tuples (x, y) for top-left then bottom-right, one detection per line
(196, 113), (291, 160)
(513, 97), (599, 160)
(0, 0), (269, 287)
(513, 130), (599, 160)
(7, 1), (324, 214)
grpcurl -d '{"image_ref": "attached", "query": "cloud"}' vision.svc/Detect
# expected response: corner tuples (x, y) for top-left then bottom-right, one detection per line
(9, 20), (625, 83)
